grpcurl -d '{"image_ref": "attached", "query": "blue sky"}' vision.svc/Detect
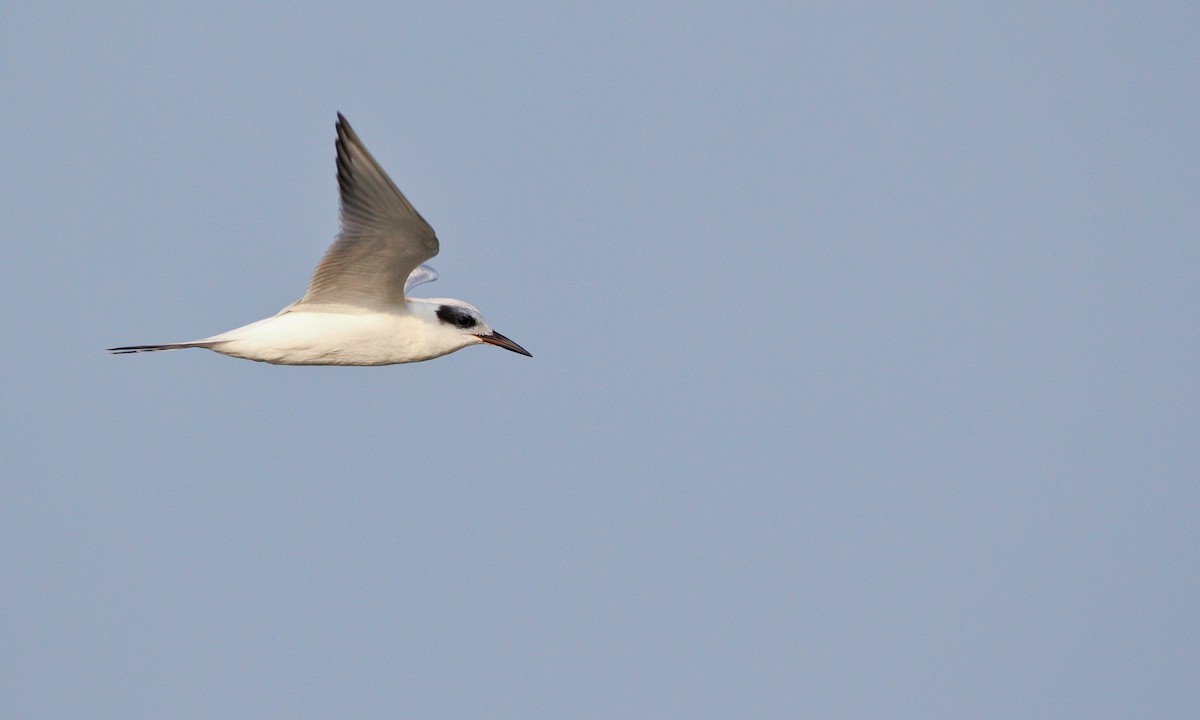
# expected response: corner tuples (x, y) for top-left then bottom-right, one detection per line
(2, 3), (1198, 718)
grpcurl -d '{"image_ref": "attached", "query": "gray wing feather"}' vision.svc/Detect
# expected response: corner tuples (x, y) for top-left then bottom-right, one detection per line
(404, 264), (439, 294)
(298, 114), (439, 309)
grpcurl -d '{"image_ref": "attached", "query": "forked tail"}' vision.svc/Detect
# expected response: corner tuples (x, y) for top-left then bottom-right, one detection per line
(107, 342), (212, 354)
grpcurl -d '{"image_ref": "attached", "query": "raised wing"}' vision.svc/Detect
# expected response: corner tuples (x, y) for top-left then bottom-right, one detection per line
(404, 264), (439, 294)
(297, 114), (439, 309)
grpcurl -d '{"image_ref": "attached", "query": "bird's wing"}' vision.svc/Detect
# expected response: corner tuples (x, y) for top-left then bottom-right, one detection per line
(404, 264), (439, 294)
(297, 114), (439, 309)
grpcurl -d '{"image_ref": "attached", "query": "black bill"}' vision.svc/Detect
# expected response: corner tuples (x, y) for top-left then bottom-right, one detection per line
(478, 331), (532, 357)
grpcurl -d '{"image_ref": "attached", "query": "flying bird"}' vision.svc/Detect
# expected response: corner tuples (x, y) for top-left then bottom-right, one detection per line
(109, 114), (530, 365)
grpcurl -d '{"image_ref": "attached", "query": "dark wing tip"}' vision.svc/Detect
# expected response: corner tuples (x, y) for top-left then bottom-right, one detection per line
(334, 115), (357, 198)
(336, 112), (352, 135)
(335, 113), (361, 150)
(334, 113), (370, 187)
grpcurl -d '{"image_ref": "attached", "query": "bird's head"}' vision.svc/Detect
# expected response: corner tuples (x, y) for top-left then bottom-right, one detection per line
(419, 298), (532, 357)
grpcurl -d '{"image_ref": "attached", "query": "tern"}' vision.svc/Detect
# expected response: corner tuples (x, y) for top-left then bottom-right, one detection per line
(108, 114), (531, 365)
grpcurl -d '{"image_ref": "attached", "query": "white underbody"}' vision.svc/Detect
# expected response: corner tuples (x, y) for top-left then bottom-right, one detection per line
(199, 301), (480, 366)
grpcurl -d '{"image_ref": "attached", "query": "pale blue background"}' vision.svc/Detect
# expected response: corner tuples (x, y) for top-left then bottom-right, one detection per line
(2, 3), (1197, 718)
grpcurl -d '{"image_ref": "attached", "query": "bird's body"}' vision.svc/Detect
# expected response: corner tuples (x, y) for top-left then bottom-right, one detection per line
(156, 299), (485, 366)
(110, 114), (530, 365)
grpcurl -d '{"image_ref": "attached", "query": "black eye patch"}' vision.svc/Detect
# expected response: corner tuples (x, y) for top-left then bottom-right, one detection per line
(436, 305), (477, 329)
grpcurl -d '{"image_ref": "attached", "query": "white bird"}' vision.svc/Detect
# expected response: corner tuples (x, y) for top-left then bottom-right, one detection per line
(109, 114), (530, 365)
